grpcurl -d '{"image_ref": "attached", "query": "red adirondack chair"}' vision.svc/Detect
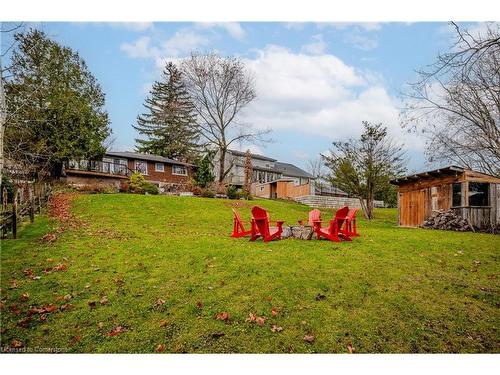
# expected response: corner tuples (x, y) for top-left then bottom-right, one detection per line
(313, 206), (351, 242)
(341, 208), (360, 238)
(231, 208), (252, 238)
(298, 208), (321, 226)
(250, 206), (284, 242)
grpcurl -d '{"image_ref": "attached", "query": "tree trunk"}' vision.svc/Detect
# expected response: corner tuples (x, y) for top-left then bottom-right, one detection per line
(218, 148), (226, 184)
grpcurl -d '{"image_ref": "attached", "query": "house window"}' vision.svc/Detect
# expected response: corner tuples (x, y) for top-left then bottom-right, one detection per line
(452, 183), (462, 207)
(135, 160), (148, 175)
(468, 182), (489, 206)
(293, 178), (300, 186)
(172, 164), (187, 176)
(259, 186), (264, 192)
(155, 162), (164, 172)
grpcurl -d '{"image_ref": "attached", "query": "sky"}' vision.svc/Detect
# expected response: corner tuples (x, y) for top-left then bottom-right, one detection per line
(1, 21), (486, 173)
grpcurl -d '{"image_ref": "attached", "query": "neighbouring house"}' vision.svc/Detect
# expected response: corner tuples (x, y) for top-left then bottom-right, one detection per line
(213, 149), (315, 199)
(64, 151), (194, 193)
(390, 166), (500, 229)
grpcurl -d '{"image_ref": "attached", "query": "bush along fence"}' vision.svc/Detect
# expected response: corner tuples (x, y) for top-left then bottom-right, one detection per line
(1, 183), (52, 239)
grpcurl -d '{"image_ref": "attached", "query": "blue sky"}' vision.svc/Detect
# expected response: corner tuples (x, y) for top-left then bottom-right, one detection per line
(3, 22), (481, 172)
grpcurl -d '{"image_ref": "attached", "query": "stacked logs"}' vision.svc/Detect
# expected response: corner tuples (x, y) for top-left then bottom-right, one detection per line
(421, 210), (472, 232)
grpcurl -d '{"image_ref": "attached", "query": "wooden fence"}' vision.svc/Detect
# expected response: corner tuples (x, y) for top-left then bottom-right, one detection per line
(1, 183), (52, 239)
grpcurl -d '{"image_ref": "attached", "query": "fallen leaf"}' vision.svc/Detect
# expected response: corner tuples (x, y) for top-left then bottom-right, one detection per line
(271, 307), (278, 317)
(159, 320), (169, 327)
(256, 316), (266, 327)
(246, 313), (257, 322)
(63, 294), (72, 301)
(100, 296), (109, 305)
(11, 339), (23, 348)
(42, 233), (57, 242)
(215, 312), (230, 322)
(52, 263), (67, 272)
(71, 335), (82, 344)
(153, 298), (165, 308)
(315, 293), (326, 301)
(211, 332), (225, 338)
(88, 301), (97, 310)
(347, 343), (355, 353)
(97, 322), (104, 329)
(196, 301), (203, 309)
(60, 303), (73, 311)
(17, 316), (33, 328)
(304, 335), (315, 343)
(107, 325), (127, 337)
(20, 292), (30, 302)
(9, 304), (23, 315)
(10, 280), (18, 289)
(155, 344), (166, 352)
(271, 324), (283, 333)
(39, 314), (47, 322)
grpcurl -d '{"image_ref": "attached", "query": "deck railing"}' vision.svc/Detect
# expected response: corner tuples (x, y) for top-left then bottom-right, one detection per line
(66, 160), (133, 177)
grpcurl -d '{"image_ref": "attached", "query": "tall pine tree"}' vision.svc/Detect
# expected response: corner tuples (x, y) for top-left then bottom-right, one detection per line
(134, 62), (199, 161)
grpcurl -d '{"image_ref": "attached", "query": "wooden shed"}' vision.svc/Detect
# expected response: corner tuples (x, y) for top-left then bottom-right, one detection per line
(390, 166), (500, 229)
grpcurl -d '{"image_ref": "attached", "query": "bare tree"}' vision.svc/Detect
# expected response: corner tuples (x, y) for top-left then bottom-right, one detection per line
(181, 52), (268, 184)
(1, 22), (25, 190)
(402, 22), (500, 176)
(307, 157), (326, 195)
(322, 122), (406, 219)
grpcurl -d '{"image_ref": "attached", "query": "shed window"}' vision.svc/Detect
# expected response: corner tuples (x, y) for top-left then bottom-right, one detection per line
(452, 183), (462, 207)
(468, 182), (489, 206)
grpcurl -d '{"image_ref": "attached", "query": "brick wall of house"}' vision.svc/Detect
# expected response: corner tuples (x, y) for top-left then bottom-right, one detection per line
(127, 159), (193, 185)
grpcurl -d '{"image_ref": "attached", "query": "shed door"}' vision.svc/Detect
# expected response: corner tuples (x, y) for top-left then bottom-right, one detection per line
(399, 190), (425, 227)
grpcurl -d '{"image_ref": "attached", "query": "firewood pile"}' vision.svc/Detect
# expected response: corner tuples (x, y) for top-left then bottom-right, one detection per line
(421, 210), (472, 232)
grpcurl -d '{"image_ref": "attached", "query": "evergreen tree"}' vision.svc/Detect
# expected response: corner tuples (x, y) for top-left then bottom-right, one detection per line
(194, 152), (215, 188)
(134, 62), (199, 162)
(5, 28), (111, 177)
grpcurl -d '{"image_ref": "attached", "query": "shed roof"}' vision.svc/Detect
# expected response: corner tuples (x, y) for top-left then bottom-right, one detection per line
(106, 151), (194, 166)
(390, 165), (500, 185)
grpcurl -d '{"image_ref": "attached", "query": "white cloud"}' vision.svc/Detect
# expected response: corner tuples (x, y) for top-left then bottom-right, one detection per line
(161, 30), (209, 57)
(317, 22), (382, 32)
(284, 22), (307, 31)
(120, 30), (209, 60)
(120, 36), (159, 58)
(301, 34), (327, 55)
(109, 22), (154, 32)
(241, 45), (417, 149)
(195, 22), (246, 39)
(344, 33), (378, 50)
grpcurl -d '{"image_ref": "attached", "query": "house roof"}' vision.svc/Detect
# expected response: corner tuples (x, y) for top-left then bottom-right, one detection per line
(105, 151), (194, 166)
(228, 149), (277, 162)
(274, 162), (314, 179)
(390, 165), (466, 185)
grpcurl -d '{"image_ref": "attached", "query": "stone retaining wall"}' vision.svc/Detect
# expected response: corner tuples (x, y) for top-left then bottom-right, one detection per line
(294, 195), (384, 209)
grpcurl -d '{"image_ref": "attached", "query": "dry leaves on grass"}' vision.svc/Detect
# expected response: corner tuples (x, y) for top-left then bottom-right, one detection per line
(256, 316), (266, 327)
(153, 299), (166, 309)
(303, 335), (315, 343)
(215, 312), (230, 323)
(271, 324), (283, 333)
(11, 339), (23, 348)
(271, 307), (278, 317)
(42, 233), (57, 243)
(97, 322), (104, 330)
(10, 280), (18, 289)
(347, 343), (355, 353)
(246, 313), (256, 322)
(28, 304), (58, 315)
(196, 301), (203, 309)
(155, 344), (166, 352)
(17, 316), (33, 328)
(23, 269), (40, 280)
(99, 296), (109, 305)
(107, 325), (127, 337)
(20, 292), (30, 301)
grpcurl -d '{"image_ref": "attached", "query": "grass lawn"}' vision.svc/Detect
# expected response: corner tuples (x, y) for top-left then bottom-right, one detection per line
(1, 193), (499, 353)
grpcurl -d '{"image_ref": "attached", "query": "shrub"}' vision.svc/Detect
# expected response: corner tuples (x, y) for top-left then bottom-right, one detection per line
(119, 181), (129, 193)
(200, 188), (215, 198)
(128, 172), (146, 194)
(143, 183), (159, 195)
(226, 185), (241, 200)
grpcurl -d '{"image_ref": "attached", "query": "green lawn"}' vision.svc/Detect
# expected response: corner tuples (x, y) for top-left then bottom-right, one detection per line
(1, 193), (499, 353)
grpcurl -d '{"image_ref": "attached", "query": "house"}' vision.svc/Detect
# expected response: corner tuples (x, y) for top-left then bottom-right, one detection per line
(64, 151), (194, 193)
(390, 166), (500, 229)
(213, 149), (315, 199)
